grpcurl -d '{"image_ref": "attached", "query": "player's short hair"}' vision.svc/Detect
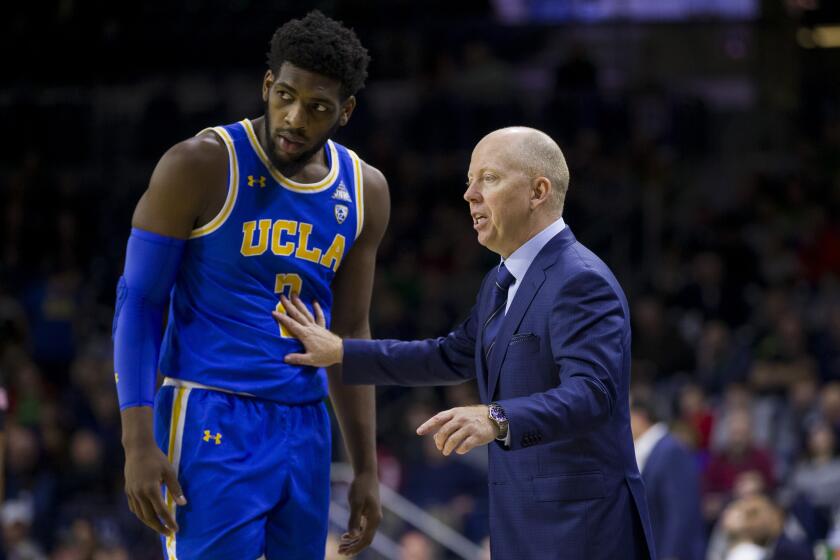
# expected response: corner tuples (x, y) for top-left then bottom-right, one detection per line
(266, 10), (370, 100)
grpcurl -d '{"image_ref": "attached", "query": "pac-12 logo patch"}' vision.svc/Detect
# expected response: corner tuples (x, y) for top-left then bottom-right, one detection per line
(334, 204), (349, 224)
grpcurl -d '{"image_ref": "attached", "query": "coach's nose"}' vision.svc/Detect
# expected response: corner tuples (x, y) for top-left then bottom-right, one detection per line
(463, 180), (481, 203)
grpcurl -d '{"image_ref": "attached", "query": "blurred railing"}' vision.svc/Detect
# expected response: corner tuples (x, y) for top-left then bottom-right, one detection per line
(330, 463), (483, 560)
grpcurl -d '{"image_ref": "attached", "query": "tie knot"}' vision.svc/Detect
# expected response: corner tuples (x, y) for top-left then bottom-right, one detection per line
(495, 263), (515, 292)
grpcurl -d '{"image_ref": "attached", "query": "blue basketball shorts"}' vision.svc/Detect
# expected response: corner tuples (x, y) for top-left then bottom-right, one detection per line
(153, 379), (331, 560)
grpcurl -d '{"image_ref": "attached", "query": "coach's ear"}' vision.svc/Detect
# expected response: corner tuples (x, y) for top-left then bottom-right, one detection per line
(339, 96), (356, 127)
(262, 70), (274, 103)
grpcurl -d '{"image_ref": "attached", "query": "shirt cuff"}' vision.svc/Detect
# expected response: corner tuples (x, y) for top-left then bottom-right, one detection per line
(496, 426), (511, 448)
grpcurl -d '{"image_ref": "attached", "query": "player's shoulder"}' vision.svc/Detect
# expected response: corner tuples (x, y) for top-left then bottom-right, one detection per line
(347, 155), (389, 243)
(159, 131), (227, 177)
(359, 160), (389, 219)
(360, 160), (387, 192)
(150, 132), (227, 194)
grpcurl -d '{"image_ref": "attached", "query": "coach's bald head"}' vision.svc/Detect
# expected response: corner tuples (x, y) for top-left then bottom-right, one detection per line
(480, 127), (569, 213)
(465, 127), (570, 257)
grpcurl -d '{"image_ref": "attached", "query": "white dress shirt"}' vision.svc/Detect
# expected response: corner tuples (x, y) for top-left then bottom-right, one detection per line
(633, 422), (668, 473)
(502, 216), (566, 313)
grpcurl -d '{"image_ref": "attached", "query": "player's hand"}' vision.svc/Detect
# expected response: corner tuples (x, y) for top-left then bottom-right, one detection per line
(416, 405), (498, 456)
(272, 294), (343, 367)
(338, 470), (382, 556)
(124, 442), (186, 536)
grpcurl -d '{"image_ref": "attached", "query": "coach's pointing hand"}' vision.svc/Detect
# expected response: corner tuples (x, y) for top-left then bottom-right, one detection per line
(417, 406), (499, 456)
(273, 294), (343, 367)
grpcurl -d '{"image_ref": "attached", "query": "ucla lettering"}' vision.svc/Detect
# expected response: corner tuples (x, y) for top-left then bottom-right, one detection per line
(240, 219), (345, 272)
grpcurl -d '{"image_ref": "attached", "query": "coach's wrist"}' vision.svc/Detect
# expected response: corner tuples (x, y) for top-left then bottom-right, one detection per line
(336, 338), (346, 365)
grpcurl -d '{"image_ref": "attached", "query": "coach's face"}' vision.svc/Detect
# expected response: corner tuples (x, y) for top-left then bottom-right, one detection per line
(262, 62), (355, 172)
(464, 132), (535, 258)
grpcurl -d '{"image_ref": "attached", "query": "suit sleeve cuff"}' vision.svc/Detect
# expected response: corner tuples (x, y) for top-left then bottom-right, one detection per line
(341, 339), (378, 385)
(495, 396), (544, 450)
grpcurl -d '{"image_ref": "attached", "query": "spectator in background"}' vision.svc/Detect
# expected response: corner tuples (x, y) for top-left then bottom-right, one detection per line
(716, 494), (813, 560)
(784, 421), (840, 543)
(676, 382), (715, 453)
(4, 425), (57, 547)
(711, 384), (758, 453)
(1, 499), (46, 560)
(774, 374), (821, 479)
(631, 393), (705, 560)
(398, 530), (437, 560)
(632, 294), (694, 384)
(820, 383), (840, 442)
(704, 410), (776, 523)
(749, 310), (817, 397)
(813, 303), (840, 382)
(694, 321), (751, 394)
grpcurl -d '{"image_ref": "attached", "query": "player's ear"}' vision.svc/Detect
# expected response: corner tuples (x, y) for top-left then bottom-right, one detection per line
(339, 96), (356, 127)
(262, 70), (274, 103)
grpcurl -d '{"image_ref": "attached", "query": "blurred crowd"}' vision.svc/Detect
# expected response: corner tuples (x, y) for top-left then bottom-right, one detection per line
(2, 2), (840, 560)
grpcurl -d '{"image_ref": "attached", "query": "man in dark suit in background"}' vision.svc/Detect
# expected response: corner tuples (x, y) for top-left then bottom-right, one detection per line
(275, 127), (656, 559)
(631, 394), (705, 560)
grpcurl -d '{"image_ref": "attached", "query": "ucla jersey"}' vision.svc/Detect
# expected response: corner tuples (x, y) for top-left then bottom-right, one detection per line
(159, 119), (364, 404)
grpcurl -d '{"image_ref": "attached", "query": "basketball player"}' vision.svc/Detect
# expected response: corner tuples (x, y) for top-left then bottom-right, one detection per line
(112, 12), (388, 559)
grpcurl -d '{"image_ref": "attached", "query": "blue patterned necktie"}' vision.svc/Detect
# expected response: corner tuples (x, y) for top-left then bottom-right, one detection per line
(483, 263), (516, 360)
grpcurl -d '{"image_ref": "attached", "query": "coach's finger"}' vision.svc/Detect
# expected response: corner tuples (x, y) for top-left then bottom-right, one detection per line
(442, 426), (471, 456)
(313, 301), (326, 328)
(284, 352), (316, 366)
(279, 295), (309, 324)
(290, 293), (315, 322)
(433, 417), (463, 451)
(272, 311), (305, 337)
(456, 435), (480, 455)
(416, 409), (454, 435)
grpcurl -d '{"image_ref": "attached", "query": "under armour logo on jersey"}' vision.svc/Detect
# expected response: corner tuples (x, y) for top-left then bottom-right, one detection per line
(247, 175), (267, 188)
(332, 182), (352, 202)
(203, 430), (222, 445)
(334, 204), (349, 224)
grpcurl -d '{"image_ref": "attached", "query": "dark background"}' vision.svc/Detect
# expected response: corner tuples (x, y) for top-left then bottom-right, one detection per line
(2, 0), (840, 558)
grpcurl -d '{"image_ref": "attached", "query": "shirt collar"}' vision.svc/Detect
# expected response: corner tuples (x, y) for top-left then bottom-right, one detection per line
(502, 217), (566, 285)
(634, 422), (668, 473)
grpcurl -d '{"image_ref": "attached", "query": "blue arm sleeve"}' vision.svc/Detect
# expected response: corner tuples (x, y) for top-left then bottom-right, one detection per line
(113, 228), (185, 410)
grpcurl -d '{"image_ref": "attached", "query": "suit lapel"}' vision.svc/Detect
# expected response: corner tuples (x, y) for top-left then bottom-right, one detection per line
(486, 269), (546, 399)
(476, 272), (496, 400)
(486, 227), (577, 400)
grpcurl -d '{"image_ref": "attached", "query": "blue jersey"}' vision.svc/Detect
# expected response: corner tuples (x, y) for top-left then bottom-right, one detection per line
(159, 118), (364, 404)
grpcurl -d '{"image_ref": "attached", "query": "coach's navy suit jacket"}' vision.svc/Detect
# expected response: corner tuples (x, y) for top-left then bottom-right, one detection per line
(641, 433), (705, 560)
(344, 227), (656, 559)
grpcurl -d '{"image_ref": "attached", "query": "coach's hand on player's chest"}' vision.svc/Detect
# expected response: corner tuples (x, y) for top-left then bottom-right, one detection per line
(272, 294), (344, 367)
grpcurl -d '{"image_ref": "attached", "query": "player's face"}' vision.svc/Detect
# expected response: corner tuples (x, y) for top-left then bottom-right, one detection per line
(464, 135), (534, 258)
(262, 62), (356, 175)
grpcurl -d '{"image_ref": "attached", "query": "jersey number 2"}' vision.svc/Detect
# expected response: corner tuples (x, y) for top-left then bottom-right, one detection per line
(274, 273), (302, 338)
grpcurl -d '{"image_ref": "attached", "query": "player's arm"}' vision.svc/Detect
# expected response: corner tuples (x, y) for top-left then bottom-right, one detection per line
(325, 161), (389, 556)
(115, 132), (226, 536)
